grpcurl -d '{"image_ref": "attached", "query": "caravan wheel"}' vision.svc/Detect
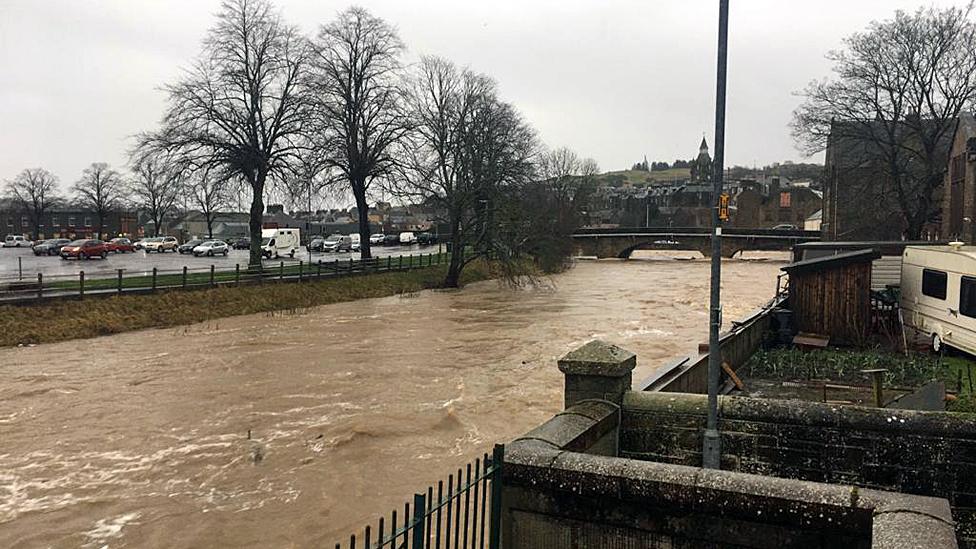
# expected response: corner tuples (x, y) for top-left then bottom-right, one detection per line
(932, 333), (943, 354)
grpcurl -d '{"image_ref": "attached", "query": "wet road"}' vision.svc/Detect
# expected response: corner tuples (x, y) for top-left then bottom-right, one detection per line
(0, 244), (444, 281)
(0, 253), (787, 548)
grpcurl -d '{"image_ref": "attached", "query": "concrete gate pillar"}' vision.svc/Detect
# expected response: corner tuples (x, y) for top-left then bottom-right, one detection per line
(558, 340), (636, 409)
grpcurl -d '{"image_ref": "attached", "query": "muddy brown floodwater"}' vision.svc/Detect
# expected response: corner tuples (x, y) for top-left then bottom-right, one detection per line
(0, 253), (787, 548)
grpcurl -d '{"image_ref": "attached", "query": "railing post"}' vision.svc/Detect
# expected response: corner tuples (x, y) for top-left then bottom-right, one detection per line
(235, 264), (241, 286)
(79, 270), (85, 300)
(279, 261), (284, 282)
(317, 260), (322, 279)
(411, 492), (426, 549)
(298, 260), (304, 282)
(182, 266), (188, 289)
(399, 255), (403, 270)
(349, 257), (354, 273)
(210, 265), (215, 288)
(152, 267), (158, 292)
(488, 444), (504, 549)
(37, 273), (43, 301)
(387, 256), (392, 271)
(118, 269), (124, 295)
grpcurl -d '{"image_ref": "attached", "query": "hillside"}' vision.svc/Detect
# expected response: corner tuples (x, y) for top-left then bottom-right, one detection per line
(596, 168), (691, 188)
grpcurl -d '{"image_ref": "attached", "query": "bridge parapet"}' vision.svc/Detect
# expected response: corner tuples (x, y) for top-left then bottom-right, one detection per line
(572, 228), (819, 259)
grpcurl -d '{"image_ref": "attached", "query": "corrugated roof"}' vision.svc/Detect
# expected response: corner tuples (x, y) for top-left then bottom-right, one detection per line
(782, 248), (881, 274)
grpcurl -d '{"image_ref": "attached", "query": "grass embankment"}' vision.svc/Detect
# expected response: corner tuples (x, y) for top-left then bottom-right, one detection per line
(0, 260), (494, 348)
(596, 168), (691, 187)
(745, 347), (976, 413)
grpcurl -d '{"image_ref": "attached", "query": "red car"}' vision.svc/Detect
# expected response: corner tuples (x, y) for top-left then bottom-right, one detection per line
(106, 237), (135, 253)
(60, 239), (108, 260)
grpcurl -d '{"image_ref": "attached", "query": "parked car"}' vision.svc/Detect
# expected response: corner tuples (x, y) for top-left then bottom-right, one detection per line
(60, 239), (108, 260)
(771, 224), (798, 231)
(133, 238), (147, 250)
(193, 240), (230, 257)
(106, 237), (135, 253)
(309, 237), (326, 252)
(383, 234), (400, 246)
(143, 236), (179, 253)
(178, 239), (205, 254)
(229, 237), (251, 250)
(417, 232), (436, 245)
(369, 233), (385, 245)
(3, 235), (30, 248)
(399, 231), (417, 245)
(33, 238), (71, 256)
(322, 234), (352, 253)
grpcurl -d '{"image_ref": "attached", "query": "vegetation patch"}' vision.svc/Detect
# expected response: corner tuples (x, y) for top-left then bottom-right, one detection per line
(744, 346), (976, 413)
(0, 261), (497, 348)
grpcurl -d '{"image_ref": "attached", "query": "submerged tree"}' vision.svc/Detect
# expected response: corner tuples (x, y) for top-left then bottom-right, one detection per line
(140, 0), (312, 267)
(398, 56), (537, 287)
(792, 5), (976, 238)
(73, 162), (124, 239)
(3, 168), (61, 240)
(309, 7), (408, 259)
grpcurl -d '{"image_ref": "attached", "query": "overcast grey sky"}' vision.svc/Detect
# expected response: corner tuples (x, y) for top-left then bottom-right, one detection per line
(0, 0), (967, 188)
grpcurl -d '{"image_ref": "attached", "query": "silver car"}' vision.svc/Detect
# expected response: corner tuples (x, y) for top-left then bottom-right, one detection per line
(192, 240), (230, 257)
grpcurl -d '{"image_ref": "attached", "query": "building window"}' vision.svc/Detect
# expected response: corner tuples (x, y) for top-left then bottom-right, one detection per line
(6, 218), (11, 227)
(922, 269), (948, 300)
(84, 217), (91, 226)
(51, 216), (59, 227)
(21, 216), (28, 227)
(962, 277), (976, 318)
(68, 216), (75, 226)
(779, 192), (791, 208)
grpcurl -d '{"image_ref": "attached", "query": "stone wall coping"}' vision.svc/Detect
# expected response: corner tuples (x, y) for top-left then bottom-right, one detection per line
(503, 443), (957, 549)
(558, 340), (636, 377)
(623, 391), (976, 438)
(514, 399), (618, 453)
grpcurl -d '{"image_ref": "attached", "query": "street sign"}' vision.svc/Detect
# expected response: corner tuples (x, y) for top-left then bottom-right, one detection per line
(718, 193), (731, 221)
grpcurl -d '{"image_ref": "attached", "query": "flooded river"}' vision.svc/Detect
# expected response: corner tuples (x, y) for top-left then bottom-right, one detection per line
(0, 253), (786, 548)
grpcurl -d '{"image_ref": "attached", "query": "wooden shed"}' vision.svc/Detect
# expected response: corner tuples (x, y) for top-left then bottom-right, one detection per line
(782, 249), (881, 345)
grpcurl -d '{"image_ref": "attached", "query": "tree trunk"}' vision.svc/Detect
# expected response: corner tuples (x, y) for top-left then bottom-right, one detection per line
(444, 214), (464, 288)
(96, 213), (105, 241)
(248, 171), (266, 270)
(353, 183), (372, 259)
(207, 217), (215, 239)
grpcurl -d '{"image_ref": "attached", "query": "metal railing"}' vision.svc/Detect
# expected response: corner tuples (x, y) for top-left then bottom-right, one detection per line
(0, 252), (451, 305)
(334, 445), (503, 549)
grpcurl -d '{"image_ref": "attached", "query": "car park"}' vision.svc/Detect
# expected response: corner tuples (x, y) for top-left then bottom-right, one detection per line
(60, 239), (108, 260)
(417, 232), (436, 245)
(369, 233), (385, 245)
(229, 237), (250, 250)
(193, 240), (230, 257)
(3, 235), (30, 248)
(178, 239), (205, 254)
(383, 234), (400, 246)
(33, 238), (71, 256)
(399, 231), (417, 245)
(106, 237), (135, 253)
(322, 234), (352, 253)
(309, 237), (326, 252)
(143, 236), (179, 253)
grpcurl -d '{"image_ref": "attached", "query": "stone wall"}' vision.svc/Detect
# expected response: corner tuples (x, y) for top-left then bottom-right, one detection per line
(620, 391), (976, 542)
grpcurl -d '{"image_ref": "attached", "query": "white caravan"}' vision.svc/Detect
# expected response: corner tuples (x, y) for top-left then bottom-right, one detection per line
(901, 243), (976, 355)
(261, 228), (301, 259)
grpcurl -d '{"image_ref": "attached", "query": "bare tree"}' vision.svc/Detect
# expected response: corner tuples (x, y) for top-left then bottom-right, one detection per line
(140, 0), (312, 267)
(189, 166), (230, 238)
(310, 7), (408, 259)
(3, 168), (61, 240)
(538, 146), (599, 228)
(73, 162), (124, 239)
(129, 157), (182, 237)
(792, 5), (976, 238)
(399, 56), (537, 287)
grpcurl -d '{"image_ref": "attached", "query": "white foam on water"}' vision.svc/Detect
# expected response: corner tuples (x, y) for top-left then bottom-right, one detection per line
(83, 511), (140, 548)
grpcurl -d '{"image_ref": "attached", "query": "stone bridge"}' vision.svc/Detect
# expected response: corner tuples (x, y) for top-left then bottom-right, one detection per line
(572, 227), (820, 258)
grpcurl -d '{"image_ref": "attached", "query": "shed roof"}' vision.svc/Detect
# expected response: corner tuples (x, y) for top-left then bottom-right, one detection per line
(781, 248), (881, 275)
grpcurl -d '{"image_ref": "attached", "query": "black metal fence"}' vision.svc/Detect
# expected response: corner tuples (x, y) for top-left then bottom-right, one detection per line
(335, 445), (503, 549)
(0, 252), (450, 305)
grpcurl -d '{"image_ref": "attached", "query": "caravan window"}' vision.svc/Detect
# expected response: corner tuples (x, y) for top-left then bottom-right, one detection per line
(922, 269), (948, 300)
(962, 277), (976, 318)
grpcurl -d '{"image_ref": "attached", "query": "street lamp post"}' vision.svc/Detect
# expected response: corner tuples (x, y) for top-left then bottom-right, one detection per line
(703, 0), (730, 470)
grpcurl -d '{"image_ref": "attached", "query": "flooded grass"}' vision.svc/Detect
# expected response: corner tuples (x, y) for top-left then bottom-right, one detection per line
(0, 261), (495, 347)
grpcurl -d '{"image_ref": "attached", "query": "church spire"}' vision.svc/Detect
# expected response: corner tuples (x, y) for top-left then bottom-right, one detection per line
(699, 135), (709, 154)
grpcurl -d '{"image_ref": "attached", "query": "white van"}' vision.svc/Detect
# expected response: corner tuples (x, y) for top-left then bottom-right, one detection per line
(901, 243), (976, 354)
(349, 233), (361, 252)
(3, 235), (29, 248)
(399, 231), (417, 245)
(261, 228), (301, 259)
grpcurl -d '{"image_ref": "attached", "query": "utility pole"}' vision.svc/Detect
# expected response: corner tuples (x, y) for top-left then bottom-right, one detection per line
(703, 0), (729, 470)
